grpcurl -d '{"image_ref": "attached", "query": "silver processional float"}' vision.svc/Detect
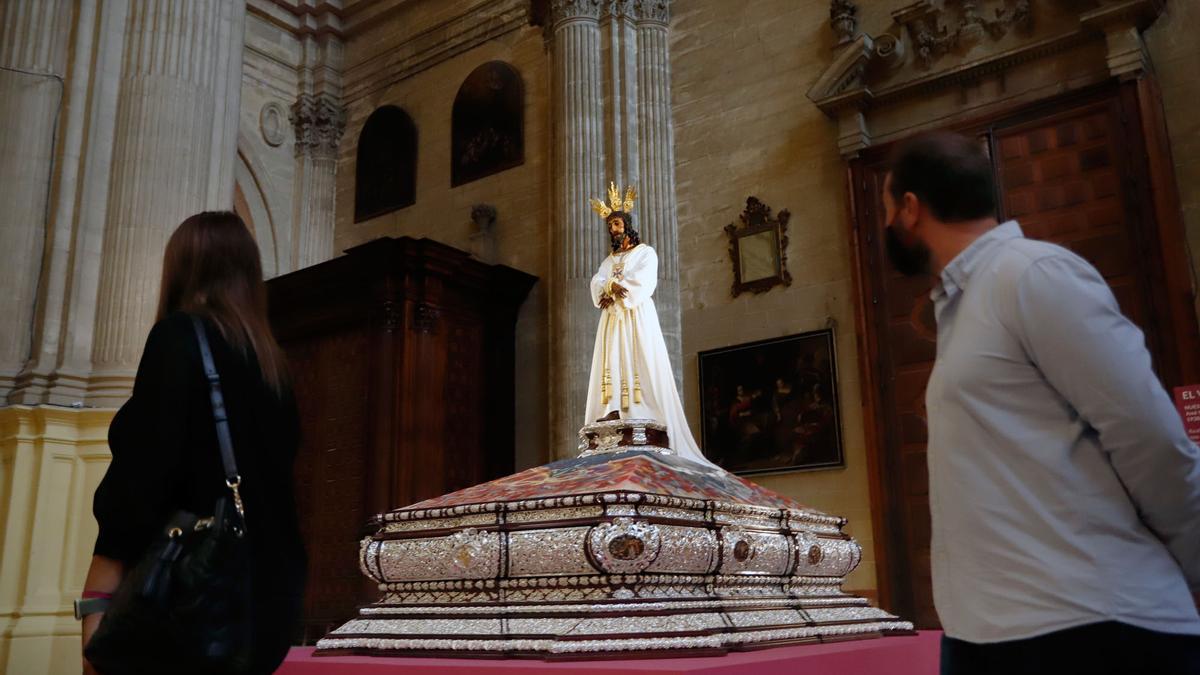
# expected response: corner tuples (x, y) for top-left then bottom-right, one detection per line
(315, 183), (913, 660)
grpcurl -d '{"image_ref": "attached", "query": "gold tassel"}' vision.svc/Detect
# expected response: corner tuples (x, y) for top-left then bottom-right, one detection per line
(600, 312), (612, 405)
(630, 314), (643, 405)
(621, 382), (630, 410)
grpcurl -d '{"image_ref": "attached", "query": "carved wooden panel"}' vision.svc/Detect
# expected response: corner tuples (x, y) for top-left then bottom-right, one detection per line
(286, 329), (371, 643)
(995, 100), (1160, 364)
(443, 315), (486, 494)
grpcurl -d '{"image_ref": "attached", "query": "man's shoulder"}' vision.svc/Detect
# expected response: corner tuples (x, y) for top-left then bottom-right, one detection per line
(978, 235), (1105, 324)
(986, 236), (1086, 285)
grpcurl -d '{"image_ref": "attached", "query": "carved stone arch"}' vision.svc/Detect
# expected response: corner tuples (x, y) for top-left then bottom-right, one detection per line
(451, 60), (525, 187)
(234, 132), (284, 278)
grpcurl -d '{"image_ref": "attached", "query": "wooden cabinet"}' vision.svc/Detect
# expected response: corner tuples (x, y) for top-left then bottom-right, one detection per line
(266, 237), (537, 643)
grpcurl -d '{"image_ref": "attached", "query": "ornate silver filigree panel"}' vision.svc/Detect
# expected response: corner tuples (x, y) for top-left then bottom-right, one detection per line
(587, 518), (662, 573)
(508, 528), (595, 576)
(375, 529), (500, 581)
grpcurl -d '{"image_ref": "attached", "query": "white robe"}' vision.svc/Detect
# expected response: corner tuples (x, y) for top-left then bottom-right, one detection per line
(585, 244), (721, 471)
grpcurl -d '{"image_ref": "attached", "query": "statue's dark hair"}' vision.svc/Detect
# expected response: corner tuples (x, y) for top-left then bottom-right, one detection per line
(606, 210), (641, 252)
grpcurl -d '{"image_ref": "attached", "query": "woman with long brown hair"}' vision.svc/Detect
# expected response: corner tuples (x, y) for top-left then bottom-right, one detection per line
(79, 211), (305, 673)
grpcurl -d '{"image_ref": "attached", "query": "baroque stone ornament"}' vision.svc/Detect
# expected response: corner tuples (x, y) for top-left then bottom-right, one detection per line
(290, 92), (346, 158)
(316, 418), (912, 659)
(895, 0), (1035, 69)
(470, 204), (498, 232)
(259, 101), (287, 147)
(830, 0), (858, 46)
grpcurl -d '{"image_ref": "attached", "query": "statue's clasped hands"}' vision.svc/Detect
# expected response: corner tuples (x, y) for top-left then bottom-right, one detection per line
(599, 282), (628, 309)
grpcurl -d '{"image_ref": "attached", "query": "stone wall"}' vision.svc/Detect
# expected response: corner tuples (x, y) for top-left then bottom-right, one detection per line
(336, 0), (551, 470)
(238, 6), (305, 278)
(670, 0), (878, 592)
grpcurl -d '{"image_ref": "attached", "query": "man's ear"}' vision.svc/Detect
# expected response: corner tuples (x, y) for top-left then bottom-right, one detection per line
(900, 191), (921, 230)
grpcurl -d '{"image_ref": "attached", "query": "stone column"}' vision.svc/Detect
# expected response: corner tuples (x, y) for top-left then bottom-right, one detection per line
(0, 0), (72, 399)
(550, 0), (607, 456)
(291, 92), (346, 268)
(634, 0), (683, 390)
(88, 0), (230, 405)
(602, 0), (639, 186)
(206, 0), (247, 209)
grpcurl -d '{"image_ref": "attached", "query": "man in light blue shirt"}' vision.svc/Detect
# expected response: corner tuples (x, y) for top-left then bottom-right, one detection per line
(882, 132), (1200, 674)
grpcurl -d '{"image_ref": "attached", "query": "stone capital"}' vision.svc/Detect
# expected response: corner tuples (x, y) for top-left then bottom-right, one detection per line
(290, 93), (346, 159)
(549, 0), (603, 27)
(603, 0), (636, 21)
(634, 0), (669, 26)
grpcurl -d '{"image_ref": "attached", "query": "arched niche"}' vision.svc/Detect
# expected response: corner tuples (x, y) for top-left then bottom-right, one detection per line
(451, 61), (524, 187)
(355, 105), (418, 222)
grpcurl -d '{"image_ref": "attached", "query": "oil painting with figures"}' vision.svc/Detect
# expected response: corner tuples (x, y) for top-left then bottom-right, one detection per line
(699, 329), (843, 475)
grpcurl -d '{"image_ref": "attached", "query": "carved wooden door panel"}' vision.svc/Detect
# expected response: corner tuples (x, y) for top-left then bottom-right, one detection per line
(994, 98), (1162, 364)
(851, 89), (1173, 629)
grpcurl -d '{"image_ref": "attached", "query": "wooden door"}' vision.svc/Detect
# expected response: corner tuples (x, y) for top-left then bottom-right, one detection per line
(850, 84), (1195, 628)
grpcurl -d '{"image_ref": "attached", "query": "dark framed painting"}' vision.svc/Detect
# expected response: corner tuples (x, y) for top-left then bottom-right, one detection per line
(698, 329), (844, 475)
(451, 61), (524, 187)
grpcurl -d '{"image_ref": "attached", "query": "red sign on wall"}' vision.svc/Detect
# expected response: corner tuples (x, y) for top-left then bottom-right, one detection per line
(1176, 385), (1200, 445)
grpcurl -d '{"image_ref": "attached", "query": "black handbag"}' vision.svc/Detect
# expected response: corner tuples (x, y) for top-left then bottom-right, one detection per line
(85, 316), (256, 675)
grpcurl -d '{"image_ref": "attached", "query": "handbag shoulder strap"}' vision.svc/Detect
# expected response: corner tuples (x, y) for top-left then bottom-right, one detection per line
(189, 315), (245, 517)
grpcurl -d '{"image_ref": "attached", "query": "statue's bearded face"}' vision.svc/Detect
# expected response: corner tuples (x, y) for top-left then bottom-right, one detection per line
(608, 216), (626, 242)
(607, 213), (637, 251)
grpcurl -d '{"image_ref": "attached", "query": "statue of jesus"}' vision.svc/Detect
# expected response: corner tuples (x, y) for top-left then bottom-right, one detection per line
(585, 183), (721, 471)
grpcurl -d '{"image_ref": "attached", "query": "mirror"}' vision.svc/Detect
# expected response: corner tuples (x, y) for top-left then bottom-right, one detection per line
(724, 197), (792, 297)
(738, 230), (779, 283)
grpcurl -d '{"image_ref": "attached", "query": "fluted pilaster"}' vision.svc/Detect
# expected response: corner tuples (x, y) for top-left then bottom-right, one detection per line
(0, 0), (72, 398)
(634, 0), (682, 389)
(550, 0), (607, 456)
(603, 0), (639, 186)
(292, 92), (346, 268)
(89, 0), (227, 404)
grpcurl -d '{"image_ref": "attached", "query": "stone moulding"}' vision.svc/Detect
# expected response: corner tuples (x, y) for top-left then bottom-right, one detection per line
(342, 0), (531, 105)
(808, 27), (1095, 117)
(807, 0), (1166, 156)
(316, 419), (911, 659)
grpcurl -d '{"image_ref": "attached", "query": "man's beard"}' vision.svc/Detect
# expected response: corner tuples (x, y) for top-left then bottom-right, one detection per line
(884, 224), (931, 277)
